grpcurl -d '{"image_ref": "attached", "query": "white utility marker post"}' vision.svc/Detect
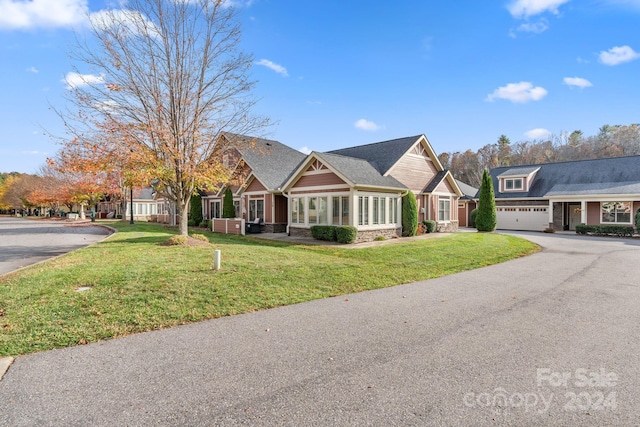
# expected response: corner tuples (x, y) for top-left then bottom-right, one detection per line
(214, 249), (221, 271)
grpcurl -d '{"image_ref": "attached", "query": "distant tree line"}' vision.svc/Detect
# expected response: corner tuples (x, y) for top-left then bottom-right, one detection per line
(438, 124), (640, 188)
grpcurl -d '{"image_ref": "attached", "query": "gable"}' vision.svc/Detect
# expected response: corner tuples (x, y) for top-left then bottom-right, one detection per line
(388, 151), (439, 193)
(245, 176), (267, 193)
(293, 159), (348, 189)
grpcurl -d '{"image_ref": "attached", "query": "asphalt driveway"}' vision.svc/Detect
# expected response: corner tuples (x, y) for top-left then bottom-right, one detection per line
(1, 231), (639, 426)
(0, 216), (110, 276)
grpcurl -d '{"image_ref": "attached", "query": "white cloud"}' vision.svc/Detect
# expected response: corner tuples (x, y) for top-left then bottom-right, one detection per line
(89, 9), (159, 37)
(516, 20), (549, 33)
(354, 119), (383, 131)
(507, 0), (570, 18)
(598, 45), (640, 65)
(0, 0), (88, 30)
(525, 128), (552, 140)
(26, 66), (38, 73)
(299, 146), (312, 155)
(563, 76), (593, 88)
(62, 72), (105, 89)
(255, 59), (288, 77)
(486, 82), (548, 103)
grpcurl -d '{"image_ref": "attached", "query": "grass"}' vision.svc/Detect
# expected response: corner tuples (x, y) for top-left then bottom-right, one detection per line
(0, 222), (539, 356)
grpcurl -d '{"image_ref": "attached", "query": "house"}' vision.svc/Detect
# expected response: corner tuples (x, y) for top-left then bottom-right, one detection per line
(205, 133), (464, 242)
(201, 133), (307, 233)
(281, 135), (463, 241)
(97, 187), (170, 221)
(486, 155), (640, 231)
(456, 180), (478, 228)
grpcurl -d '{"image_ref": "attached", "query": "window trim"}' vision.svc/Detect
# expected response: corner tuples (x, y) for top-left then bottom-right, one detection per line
(601, 201), (632, 224)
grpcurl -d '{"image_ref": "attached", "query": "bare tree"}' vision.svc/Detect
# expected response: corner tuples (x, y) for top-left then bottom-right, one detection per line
(59, 0), (269, 235)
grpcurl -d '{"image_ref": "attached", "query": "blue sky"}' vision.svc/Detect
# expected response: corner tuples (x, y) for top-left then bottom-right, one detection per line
(1, 0), (639, 173)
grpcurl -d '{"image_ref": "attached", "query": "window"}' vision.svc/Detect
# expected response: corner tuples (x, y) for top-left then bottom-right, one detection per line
(358, 196), (369, 226)
(504, 178), (523, 191)
(211, 201), (221, 219)
(389, 198), (398, 224)
(318, 197), (328, 224)
(291, 197), (304, 224)
(342, 197), (349, 225)
(438, 197), (451, 221)
(249, 199), (264, 222)
(332, 197), (341, 225)
(380, 197), (386, 225)
(308, 198), (317, 224)
(373, 197), (379, 225)
(233, 200), (240, 218)
(601, 202), (631, 224)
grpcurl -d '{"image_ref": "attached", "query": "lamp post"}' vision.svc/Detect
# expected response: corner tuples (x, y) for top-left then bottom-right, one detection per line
(130, 186), (134, 225)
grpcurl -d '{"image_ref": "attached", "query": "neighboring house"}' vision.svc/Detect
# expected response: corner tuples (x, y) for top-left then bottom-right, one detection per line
(205, 133), (464, 242)
(456, 180), (478, 228)
(486, 155), (640, 231)
(201, 133), (307, 233)
(97, 187), (170, 221)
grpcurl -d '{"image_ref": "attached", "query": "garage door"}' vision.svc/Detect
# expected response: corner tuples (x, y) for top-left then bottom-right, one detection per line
(496, 206), (549, 231)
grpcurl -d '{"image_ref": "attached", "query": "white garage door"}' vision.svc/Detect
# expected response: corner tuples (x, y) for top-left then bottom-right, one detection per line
(496, 206), (549, 231)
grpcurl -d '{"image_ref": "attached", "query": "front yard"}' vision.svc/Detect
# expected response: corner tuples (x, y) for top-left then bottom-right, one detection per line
(0, 222), (539, 356)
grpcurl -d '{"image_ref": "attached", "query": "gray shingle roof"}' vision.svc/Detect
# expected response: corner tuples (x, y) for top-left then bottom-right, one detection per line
(225, 133), (307, 190)
(456, 179), (478, 199)
(327, 135), (422, 175)
(314, 152), (407, 190)
(497, 166), (540, 177)
(423, 170), (448, 193)
(488, 155), (640, 199)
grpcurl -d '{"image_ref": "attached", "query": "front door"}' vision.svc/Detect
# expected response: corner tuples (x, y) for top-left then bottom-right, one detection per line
(568, 204), (581, 230)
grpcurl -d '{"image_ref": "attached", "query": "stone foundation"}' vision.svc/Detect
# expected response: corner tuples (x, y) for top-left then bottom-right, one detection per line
(436, 221), (459, 233)
(354, 228), (402, 243)
(263, 223), (287, 233)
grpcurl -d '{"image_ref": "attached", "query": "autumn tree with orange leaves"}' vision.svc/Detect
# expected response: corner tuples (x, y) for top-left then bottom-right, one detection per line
(57, 0), (268, 235)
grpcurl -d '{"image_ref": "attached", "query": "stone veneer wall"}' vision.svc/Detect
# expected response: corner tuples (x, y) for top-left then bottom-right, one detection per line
(436, 221), (459, 233)
(289, 227), (401, 243)
(552, 202), (563, 230)
(262, 223), (287, 233)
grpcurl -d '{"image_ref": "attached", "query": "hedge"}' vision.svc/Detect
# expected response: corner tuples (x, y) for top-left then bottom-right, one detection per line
(335, 226), (357, 244)
(310, 225), (357, 244)
(310, 225), (337, 241)
(575, 223), (634, 237)
(423, 220), (436, 233)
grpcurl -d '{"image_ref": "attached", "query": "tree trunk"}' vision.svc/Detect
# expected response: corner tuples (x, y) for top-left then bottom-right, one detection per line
(177, 197), (191, 236)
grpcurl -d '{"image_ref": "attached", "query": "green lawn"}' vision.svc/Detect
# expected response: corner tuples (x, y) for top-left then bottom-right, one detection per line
(0, 222), (539, 356)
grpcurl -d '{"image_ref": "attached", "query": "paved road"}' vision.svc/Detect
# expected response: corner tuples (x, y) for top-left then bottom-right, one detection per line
(1, 231), (639, 426)
(0, 216), (111, 276)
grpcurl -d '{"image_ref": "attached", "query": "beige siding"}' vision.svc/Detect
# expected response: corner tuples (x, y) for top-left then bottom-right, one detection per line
(435, 178), (455, 194)
(388, 154), (438, 192)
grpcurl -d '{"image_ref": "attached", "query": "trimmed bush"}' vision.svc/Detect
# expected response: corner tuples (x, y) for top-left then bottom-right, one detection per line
(402, 193), (418, 237)
(223, 188), (235, 218)
(476, 170), (497, 232)
(189, 194), (203, 226)
(469, 208), (478, 228)
(205, 220), (212, 230)
(336, 226), (357, 244)
(374, 236), (386, 241)
(636, 208), (640, 230)
(187, 219), (196, 227)
(310, 225), (337, 241)
(576, 223), (634, 237)
(423, 220), (436, 233)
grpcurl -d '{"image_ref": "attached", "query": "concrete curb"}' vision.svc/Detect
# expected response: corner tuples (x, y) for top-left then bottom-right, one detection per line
(0, 357), (14, 381)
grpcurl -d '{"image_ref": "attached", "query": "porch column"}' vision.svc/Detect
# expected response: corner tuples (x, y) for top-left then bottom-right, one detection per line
(548, 199), (554, 228)
(580, 200), (587, 224)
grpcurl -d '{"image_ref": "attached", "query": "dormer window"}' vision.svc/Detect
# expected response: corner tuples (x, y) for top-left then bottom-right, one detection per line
(505, 178), (523, 191)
